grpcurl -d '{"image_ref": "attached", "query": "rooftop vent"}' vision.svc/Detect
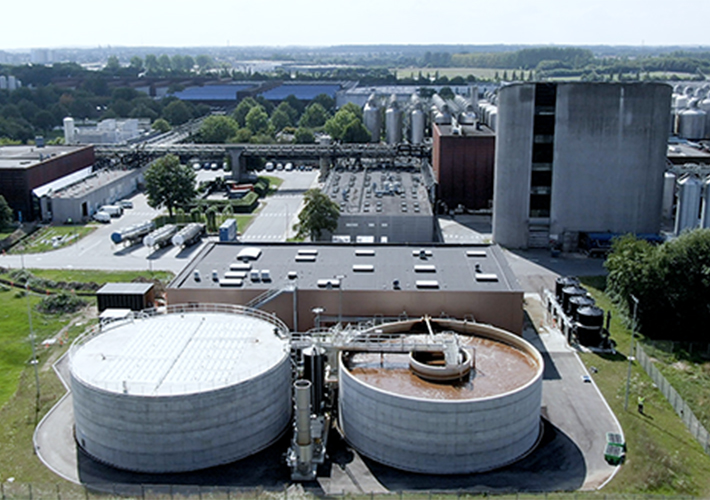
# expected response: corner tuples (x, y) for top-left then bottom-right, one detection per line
(414, 265), (436, 273)
(229, 263), (252, 271)
(353, 264), (374, 272)
(475, 273), (499, 282)
(466, 250), (487, 258)
(219, 278), (244, 287)
(236, 247), (262, 261)
(298, 249), (318, 256)
(355, 249), (376, 257)
(317, 279), (341, 288)
(415, 280), (439, 289)
(296, 254), (317, 262)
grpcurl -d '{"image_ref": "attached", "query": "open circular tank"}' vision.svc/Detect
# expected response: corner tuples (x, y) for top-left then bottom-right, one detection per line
(70, 304), (291, 473)
(339, 317), (544, 474)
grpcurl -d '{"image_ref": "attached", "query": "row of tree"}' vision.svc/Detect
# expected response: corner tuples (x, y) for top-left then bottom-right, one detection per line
(604, 230), (710, 341)
(195, 96), (370, 145)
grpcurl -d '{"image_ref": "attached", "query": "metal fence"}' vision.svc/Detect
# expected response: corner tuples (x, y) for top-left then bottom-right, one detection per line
(636, 344), (710, 455)
(642, 339), (710, 359)
(1, 484), (708, 500)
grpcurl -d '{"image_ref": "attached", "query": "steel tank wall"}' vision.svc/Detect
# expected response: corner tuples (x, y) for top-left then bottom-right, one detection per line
(662, 171), (677, 220)
(702, 176), (710, 228)
(338, 321), (543, 474)
(492, 84), (536, 248)
(550, 83), (671, 237)
(675, 175), (703, 233)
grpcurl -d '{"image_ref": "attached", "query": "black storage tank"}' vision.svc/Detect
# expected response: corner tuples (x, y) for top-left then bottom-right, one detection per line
(570, 295), (596, 321)
(561, 285), (587, 315)
(555, 276), (579, 303)
(576, 306), (604, 346)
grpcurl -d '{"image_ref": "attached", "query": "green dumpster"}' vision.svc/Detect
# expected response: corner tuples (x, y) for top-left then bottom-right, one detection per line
(604, 442), (625, 465)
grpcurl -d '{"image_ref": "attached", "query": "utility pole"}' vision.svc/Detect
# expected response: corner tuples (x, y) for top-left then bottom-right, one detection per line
(624, 294), (640, 411)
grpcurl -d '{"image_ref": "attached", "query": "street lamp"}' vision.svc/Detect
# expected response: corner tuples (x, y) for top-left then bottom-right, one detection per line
(311, 307), (324, 331)
(624, 294), (640, 411)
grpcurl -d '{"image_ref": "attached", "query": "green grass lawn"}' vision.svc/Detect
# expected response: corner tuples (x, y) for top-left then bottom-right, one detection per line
(578, 278), (710, 496)
(261, 175), (285, 196)
(8, 226), (96, 254)
(215, 214), (255, 235)
(18, 268), (173, 287)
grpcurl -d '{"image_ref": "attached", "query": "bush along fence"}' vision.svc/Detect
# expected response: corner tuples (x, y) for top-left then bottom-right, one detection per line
(635, 344), (710, 455)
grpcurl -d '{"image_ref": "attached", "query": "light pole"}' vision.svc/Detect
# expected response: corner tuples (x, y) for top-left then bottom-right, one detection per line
(624, 294), (640, 411)
(311, 307), (324, 330)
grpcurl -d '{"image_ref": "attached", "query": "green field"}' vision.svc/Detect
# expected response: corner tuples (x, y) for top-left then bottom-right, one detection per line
(17, 268), (173, 287)
(8, 226), (97, 254)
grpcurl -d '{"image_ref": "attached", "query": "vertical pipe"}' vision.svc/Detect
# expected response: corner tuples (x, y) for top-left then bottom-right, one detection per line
(295, 379), (312, 447)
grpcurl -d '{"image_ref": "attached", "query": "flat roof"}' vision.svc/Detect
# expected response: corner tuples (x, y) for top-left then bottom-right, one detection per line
(52, 168), (137, 199)
(170, 242), (521, 294)
(96, 282), (154, 295)
(172, 84), (255, 101)
(667, 143), (710, 164)
(436, 123), (495, 137)
(260, 83), (342, 101)
(0, 145), (90, 170)
(323, 168), (433, 216)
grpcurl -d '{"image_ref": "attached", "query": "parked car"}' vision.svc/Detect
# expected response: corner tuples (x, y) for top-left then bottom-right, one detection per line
(118, 200), (133, 209)
(99, 205), (123, 217)
(93, 211), (111, 223)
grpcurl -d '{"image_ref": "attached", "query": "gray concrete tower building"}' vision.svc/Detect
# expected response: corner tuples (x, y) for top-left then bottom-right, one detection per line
(492, 82), (671, 249)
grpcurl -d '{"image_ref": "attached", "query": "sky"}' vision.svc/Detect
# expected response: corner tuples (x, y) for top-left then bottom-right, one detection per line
(2, 0), (710, 50)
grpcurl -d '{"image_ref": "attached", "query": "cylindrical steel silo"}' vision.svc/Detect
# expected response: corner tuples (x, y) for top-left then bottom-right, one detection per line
(363, 94), (381, 143)
(701, 176), (710, 229)
(410, 107), (425, 144)
(662, 171), (677, 220)
(674, 174), (703, 234)
(678, 105), (706, 140)
(385, 97), (402, 145)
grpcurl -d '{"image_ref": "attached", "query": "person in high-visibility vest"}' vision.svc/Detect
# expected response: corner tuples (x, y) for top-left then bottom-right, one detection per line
(637, 396), (645, 414)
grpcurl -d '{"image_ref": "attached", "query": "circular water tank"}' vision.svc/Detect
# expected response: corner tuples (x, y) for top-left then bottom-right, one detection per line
(561, 286), (587, 315)
(555, 276), (579, 303)
(70, 305), (291, 473)
(569, 295), (595, 321)
(339, 318), (543, 474)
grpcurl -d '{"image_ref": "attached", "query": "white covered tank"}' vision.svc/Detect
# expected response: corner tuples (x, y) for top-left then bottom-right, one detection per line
(339, 317), (543, 474)
(662, 171), (677, 220)
(701, 176), (710, 229)
(171, 223), (205, 247)
(143, 224), (178, 248)
(363, 94), (381, 143)
(70, 304), (291, 473)
(385, 96), (402, 144)
(675, 174), (703, 234)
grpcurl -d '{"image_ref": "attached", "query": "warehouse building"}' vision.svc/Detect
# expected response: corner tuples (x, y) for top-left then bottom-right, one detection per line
(168, 242), (524, 335)
(0, 145), (95, 220)
(492, 82), (672, 249)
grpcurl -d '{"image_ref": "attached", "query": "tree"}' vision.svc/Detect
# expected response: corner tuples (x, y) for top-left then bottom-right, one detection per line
(275, 101), (299, 124)
(311, 93), (335, 113)
(269, 107), (292, 132)
(198, 115), (238, 143)
(294, 189), (340, 241)
(342, 121), (371, 143)
(232, 97), (258, 127)
(162, 100), (192, 126)
(245, 105), (269, 134)
(152, 118), (171, 133)
(605, 230), (710, 341)
(231, 127), (252, 143)
(0, 195), (13, 230)
(299, 103), (329, 128)
(144, 155), (196, 217)
(294, 127), (315, 144)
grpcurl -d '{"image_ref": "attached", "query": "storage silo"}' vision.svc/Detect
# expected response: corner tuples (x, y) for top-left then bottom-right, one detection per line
(701, 176), (710, 229)
(70, 305), (291, 473)
(674, 174), (703, 234)
(410, 107), (425, 145)
(385, 96), (403, 144)
(339, 317), (543, 474)
(698, 94), (710, 139)
(662, 171), (677, 220)
(363, 94), (381, 143)
(63, 117), (75, 145)
(678, 103), (706, 140)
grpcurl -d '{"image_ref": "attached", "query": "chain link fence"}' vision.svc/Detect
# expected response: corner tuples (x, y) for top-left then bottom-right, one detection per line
(636, 344), (710, 455)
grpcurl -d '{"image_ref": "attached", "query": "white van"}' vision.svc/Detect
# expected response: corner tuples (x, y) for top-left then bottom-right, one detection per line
(99, 205), (123, 217)
(93, 211), (111, 223)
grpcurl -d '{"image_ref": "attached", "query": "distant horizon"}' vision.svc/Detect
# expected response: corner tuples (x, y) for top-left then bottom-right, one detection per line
(3, 0), (710, 51)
